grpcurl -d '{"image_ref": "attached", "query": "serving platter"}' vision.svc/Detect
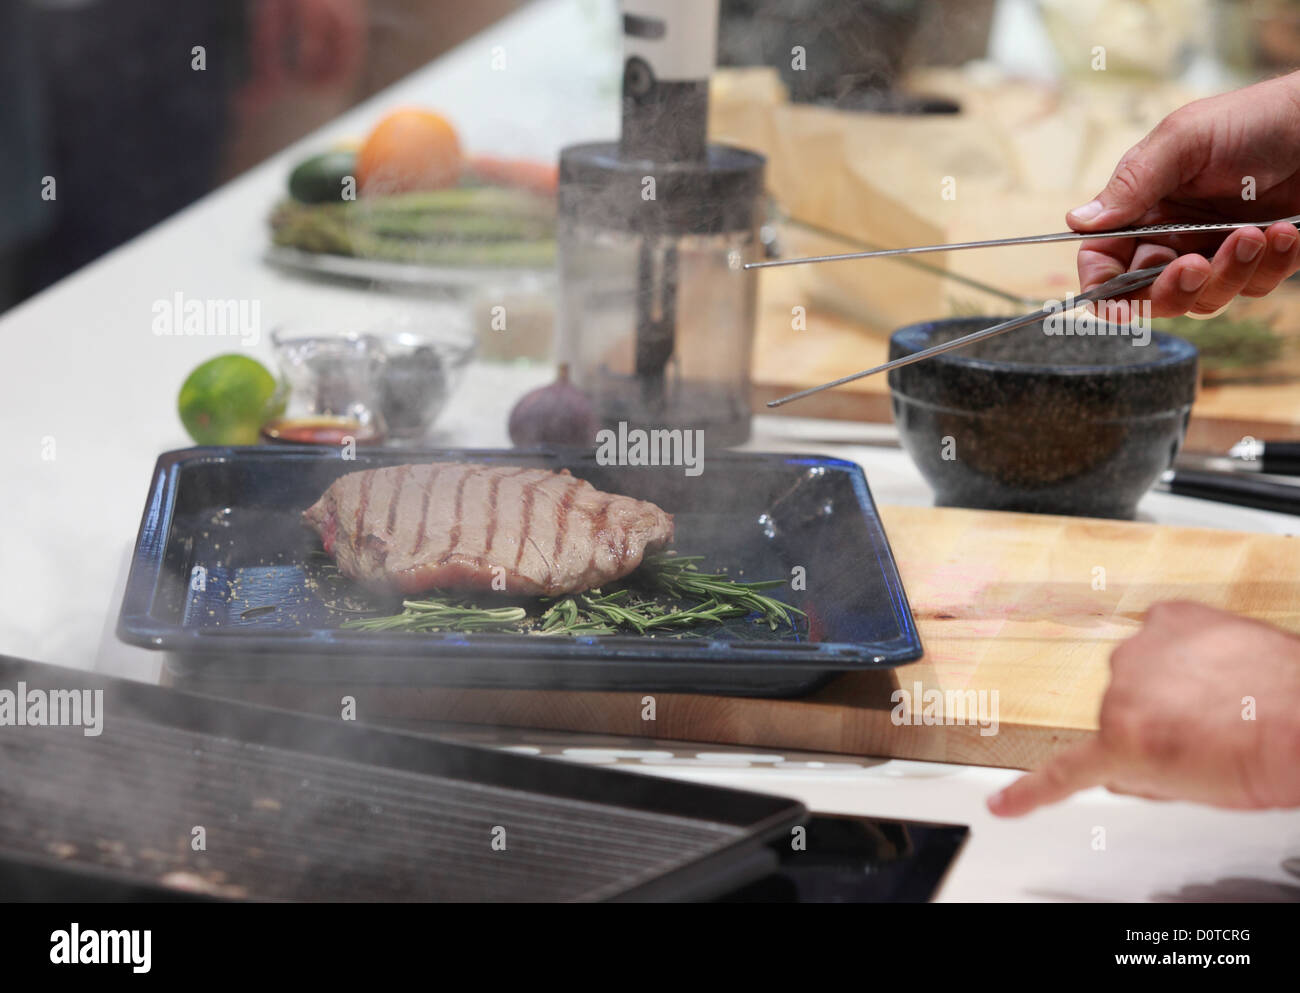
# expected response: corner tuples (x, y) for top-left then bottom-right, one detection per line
(117, 446), (922, 697)
(263, 245), (556, 296)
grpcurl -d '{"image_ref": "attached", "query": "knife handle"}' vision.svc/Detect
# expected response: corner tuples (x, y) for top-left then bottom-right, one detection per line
(1262, 442), (1300, 476)
(1166, 469), (1300, 516)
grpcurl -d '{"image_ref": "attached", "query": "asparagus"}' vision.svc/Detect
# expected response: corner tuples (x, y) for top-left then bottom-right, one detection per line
(269, 187), (557, 267)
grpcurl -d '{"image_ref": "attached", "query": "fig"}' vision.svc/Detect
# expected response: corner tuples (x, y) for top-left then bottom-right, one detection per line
(508, 364), (598, 447)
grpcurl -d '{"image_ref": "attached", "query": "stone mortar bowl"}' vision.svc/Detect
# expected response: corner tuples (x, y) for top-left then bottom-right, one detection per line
(888, 316), (1198, 519)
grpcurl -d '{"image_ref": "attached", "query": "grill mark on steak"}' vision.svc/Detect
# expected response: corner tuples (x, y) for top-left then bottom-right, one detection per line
(484, 466), (529, 559)
(384, 465), (409, 536)
(513, 476), (542, 570)
(423, 463), (471, 564)
(585, 494), (613, 575)
(353, 472), (373, 552)
(550, 477), (583, 585)
(441, 470), (473, 565)
(411, 464), (445, 556)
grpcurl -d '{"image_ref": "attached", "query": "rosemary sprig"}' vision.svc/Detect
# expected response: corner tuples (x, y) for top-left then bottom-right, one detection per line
(1154, 313), (1283, 370)
(640, 554), (806, 631)
(337, 552), (804, 637)
(343, 600), (527, 633)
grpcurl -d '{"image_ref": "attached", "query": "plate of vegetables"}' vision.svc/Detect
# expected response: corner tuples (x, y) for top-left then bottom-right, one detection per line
(266, 107), (557, 292)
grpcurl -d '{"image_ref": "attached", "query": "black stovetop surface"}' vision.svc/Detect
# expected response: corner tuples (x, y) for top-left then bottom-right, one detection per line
(717, 814), (966, 903)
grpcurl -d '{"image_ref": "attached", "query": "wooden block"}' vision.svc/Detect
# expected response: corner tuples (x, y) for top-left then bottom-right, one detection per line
(172, 506), (1300, 771)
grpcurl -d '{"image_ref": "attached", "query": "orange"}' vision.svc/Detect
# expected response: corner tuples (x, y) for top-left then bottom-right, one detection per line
(355, 108), (461, 196)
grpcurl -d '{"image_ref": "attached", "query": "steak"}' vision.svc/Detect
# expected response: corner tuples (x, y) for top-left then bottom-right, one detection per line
(302, 462), (674, 596)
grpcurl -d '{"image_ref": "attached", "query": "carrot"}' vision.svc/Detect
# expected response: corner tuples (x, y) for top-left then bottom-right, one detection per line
(464, 154), (558, 197)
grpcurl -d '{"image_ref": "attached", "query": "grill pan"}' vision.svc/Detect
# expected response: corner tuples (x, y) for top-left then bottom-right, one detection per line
(116, 446), (922, 697)
(0, 657), (806, 902)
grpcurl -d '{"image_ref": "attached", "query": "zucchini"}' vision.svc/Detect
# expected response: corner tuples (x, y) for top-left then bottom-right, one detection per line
(288, 151), (359, 204)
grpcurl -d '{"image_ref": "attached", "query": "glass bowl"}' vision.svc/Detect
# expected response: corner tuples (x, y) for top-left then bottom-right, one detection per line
(369, 319), (476, 443)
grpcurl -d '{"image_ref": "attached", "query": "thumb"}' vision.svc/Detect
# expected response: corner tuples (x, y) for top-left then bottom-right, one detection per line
(1067, 125), (1188, 231)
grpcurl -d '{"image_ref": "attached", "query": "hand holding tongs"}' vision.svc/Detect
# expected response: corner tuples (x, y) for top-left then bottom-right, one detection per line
(756, 214), (1300, 409)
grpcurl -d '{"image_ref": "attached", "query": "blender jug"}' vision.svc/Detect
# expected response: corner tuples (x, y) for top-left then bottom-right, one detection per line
(556, 0), (765, 448)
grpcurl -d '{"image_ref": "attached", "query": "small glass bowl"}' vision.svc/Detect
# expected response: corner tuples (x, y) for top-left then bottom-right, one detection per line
(370, 320), (476, 443)
(268, 328), (388, 444)
(268, 317), (475, 446)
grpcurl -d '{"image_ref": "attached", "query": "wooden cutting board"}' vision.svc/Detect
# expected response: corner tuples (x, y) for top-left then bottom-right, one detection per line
(179, 506), (1300, 771)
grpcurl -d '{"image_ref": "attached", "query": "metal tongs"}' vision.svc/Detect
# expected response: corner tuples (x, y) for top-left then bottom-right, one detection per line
(755, 214), (1300, 408)
(746, 215), (1300, 271)
(766, 264), (1168, 407)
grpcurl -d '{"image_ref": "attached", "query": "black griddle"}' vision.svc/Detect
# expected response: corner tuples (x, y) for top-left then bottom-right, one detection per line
(0, 657), (806, 902)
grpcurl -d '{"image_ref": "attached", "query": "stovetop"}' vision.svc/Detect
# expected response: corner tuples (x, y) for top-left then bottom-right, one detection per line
(718, 814), (967, 903)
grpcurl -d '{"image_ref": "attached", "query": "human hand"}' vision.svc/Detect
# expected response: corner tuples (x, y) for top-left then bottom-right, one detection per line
(988, 602), (1300, 816)
(1068, 72), (1300, 319)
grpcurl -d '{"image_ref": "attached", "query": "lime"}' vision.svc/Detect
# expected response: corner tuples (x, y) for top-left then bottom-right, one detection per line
(178, 355), (283, 445)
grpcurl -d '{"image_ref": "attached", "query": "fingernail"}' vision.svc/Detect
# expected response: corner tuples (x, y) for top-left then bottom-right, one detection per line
(1275, 228), (1297, 252)
(1236, 238), (1264, 263)
(1068, 199), (1105, 223)
(1179, 267), (1209, 293)
(987, 789), (1007, 813)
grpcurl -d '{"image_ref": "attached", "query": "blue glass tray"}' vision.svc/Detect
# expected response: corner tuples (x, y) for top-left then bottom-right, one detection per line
(117, 447), (922, 697)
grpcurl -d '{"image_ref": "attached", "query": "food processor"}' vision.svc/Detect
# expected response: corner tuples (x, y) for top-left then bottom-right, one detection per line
(557, 0), (765, 447)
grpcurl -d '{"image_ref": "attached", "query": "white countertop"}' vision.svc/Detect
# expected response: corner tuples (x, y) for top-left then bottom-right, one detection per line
(2, 0), (1298, 902)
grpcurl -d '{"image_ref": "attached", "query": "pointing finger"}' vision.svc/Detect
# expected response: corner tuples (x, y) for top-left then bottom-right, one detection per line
(987, 739), (1113, 817)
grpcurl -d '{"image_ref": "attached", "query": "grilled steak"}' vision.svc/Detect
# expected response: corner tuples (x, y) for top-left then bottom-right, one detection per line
(303, 462), (674, 596)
